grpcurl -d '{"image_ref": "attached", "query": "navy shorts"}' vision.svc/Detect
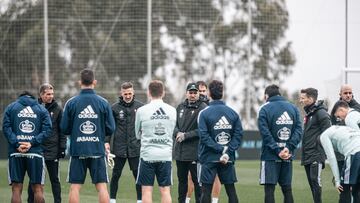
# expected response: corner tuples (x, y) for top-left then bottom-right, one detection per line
(199, 162), (237, 185)
(67, 156), (108, 184)
(136, 159), (172, 187)
(8, 153), (45, 185)
(259, 160), (292, 186)
(342, 152), (360, 185)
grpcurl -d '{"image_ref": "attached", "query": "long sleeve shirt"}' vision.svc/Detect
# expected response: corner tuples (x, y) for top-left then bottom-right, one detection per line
(135, 99), (176, 162)
(320, 126), (360, 187)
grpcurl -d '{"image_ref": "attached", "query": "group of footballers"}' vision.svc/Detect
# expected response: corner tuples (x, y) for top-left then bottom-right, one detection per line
(3, 68), (360, 203)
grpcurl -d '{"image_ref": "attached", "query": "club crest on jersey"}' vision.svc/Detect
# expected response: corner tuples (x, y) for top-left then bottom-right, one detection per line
(277, 127), (291, 140)
(154, 122), (166, 136)
(78, 105), (98, 118)
(215, 131), (231, 145)
(18, 106), (37, 118)
(19, 120), (35, 133)
(179, 109), (184, 118)
(276, 111), (293, 125)
(214, 116), (232, 130)
(119, 110), (124, 119)
(151, 107), (169, 119)
(79, 120), (97, 134)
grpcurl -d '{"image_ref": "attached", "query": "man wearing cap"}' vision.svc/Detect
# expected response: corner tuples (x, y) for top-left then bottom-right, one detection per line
(174, 82), (207, 203)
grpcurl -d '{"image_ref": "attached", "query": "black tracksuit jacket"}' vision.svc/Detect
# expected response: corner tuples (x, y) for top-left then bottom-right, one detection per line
(41, 99), (67, 160)
(109, 97), (144, 158)
(301, 100), (332, 166)
(173, 99), (207, 161)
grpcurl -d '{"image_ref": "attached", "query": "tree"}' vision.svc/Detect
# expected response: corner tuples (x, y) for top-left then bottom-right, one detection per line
(0, 0), (295, 129)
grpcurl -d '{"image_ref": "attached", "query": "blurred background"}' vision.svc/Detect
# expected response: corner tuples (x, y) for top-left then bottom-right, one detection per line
(0, 0), (359, 131)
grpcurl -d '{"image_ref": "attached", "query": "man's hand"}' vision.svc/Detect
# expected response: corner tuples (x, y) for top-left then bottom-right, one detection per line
(278, 147), (292, 160)
(18, 142), (31, 153)
(104, 143), (110, 154)
(336, 183), (343, 193)
(219, 154), (229, 164)
(176, 132), (185, 143)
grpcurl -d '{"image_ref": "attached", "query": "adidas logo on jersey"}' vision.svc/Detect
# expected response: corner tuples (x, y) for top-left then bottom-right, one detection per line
(151, 107), (169, 119)
(78, 105), (98, 118)
(276, 111), (293, 125)
(214, 116), (232, 130)
(18, 106), (37, 118)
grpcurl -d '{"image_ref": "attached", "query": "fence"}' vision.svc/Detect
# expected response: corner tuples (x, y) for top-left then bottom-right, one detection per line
(0, 0), (295, 129)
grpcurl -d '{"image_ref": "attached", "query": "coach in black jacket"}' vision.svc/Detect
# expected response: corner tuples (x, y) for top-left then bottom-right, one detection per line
(108, 82), (144, 203)
(174, 82), (207, 203)
(300, 88), (331, 203)
(28, 84), (67, 203)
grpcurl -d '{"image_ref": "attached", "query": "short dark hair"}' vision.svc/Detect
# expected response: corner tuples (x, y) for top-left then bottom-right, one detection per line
(208, 80), (223, 100)
(300, 88), (318, 101)
(332, 100), (349, 114)
(264, 84), (281, 98)
(39, 83), (54, 95)
(120, 81), (133, 90)
(19, 91), (35, 98)
(196, 81), (207, 89)
(148, 80), (164, 98)
(80, 69), (94, 86)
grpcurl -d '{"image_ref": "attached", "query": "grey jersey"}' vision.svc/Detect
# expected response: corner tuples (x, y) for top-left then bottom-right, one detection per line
(135, 99), (176, 161)
(320, 126), (360, 186)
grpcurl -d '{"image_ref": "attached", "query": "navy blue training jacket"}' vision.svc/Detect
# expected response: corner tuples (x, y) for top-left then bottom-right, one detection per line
(60, 89), (115, 156)
(2, 95), (52, 156)
(198, 100), (243, 164)
(257, 95), (302, 161)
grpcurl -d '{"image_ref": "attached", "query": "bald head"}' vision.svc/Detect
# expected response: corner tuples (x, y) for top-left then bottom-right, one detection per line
(339, 84), (353, 102)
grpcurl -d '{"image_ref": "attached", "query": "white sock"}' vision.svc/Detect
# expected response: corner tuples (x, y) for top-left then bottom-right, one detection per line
(110, 199), (116, 203)
(137, 200), (142, 203)
(185, 197), (191, 203)
(212, 197), (219, 203)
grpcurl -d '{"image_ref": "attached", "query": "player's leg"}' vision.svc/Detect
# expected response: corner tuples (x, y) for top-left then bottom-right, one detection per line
(199, 163), (216, 203)
(27, 182), (34, 203)
(189, 161), (201, 203)
(142, 186), (153, 203)
(9, 156), (26, 203)
(186, 172), (194, 203)
(110, 157), (126, 200)
(67, 156), (87, 203)
(177, 160), (190, 203)
(305, 162), (323, 203)
(12, 183), (23, 203)
(279, 161), (294, 203)
(201, 183), (213, 203)
(211, 175), (221, 203)
(156, 161), (172, 203)
(260, 160), (280, 203)
(159, 186), (172, 203)
(27, 155), (46, 203)
(45, 159), (61, 203)
(338, 158), (351, 203)
(264, 184), (275, 203)
(31, 184), (45, 203)
(218, 162), (238, 203)
(69, 184), (82, 203)
(224, 184), (238, 203)
(136, 159), (156, 203)
(95, 183), (110, 203)
(129, 156), (142, 202)
(90, 157), (110, 203)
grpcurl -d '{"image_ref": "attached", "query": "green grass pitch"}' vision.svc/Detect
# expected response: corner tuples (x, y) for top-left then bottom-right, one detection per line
(0, 160), (339, 202)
